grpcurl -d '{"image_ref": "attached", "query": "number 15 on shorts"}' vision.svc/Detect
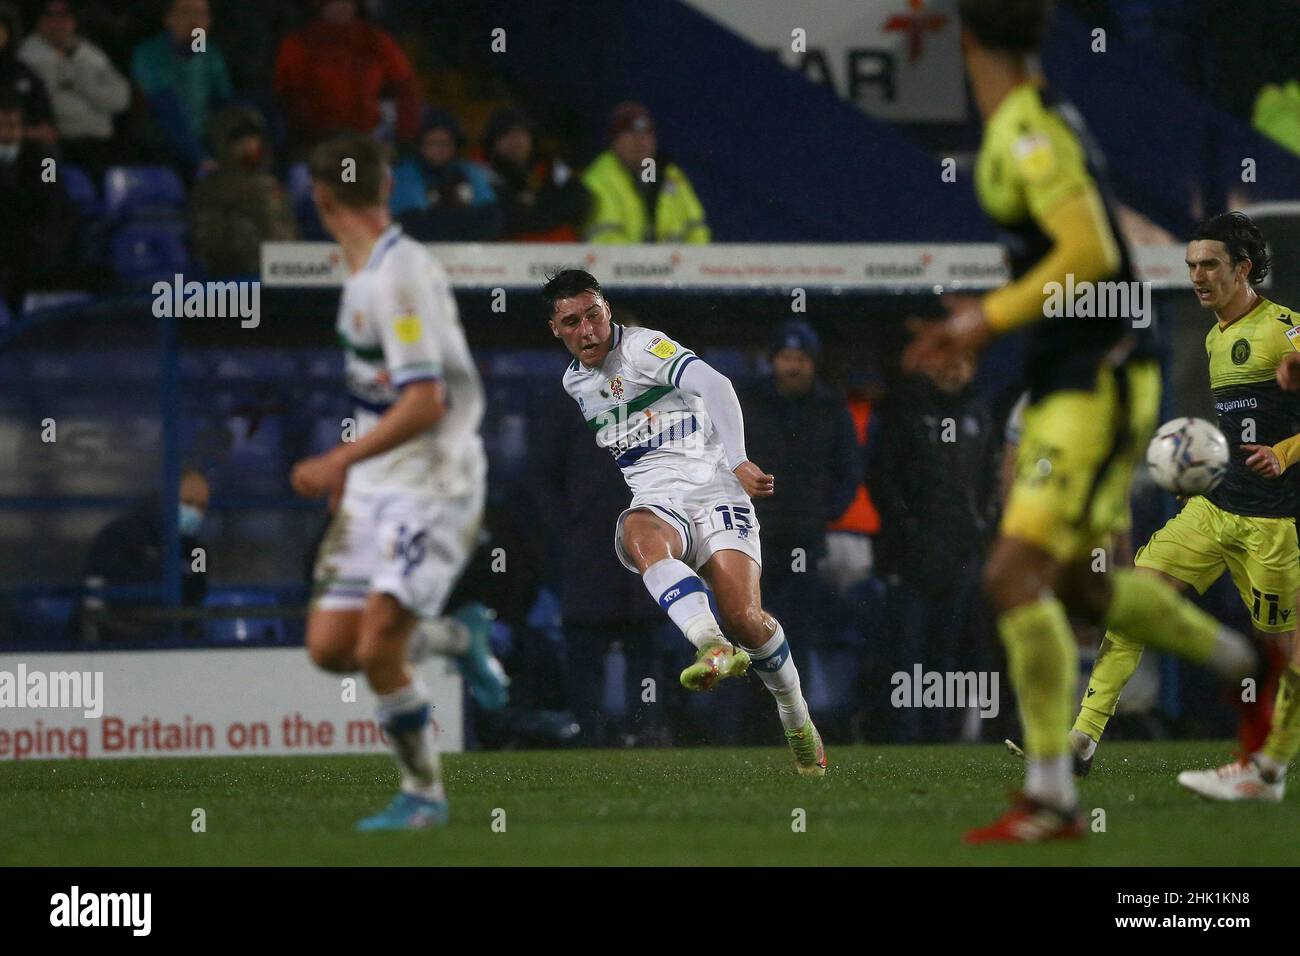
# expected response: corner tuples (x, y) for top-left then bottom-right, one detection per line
(713, 504), (753, 540)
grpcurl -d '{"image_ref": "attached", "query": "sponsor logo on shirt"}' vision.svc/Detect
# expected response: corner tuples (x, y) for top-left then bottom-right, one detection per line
(646, 336), (678, 359)
(394, 314), (422, 344)
(1012, 132), (1054, 180)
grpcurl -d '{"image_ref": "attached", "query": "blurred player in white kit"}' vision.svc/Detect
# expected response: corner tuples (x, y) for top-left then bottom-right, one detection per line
(291, 133), (506, 831)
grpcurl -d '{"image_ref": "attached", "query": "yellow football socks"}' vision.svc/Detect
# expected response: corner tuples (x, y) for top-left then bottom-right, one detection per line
(1260, 665), (1300, 769)
(998, 597), (1077, 759)
(1072, 631), (1143, 742)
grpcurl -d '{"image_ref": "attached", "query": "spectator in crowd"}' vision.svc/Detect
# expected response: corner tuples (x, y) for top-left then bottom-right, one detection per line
(131, 0), (233, 175)
(78, 469), (210, 641)
(189, 104), (297, 276)
(390, 108), (501, 241)
(482, 106), (588, 242)
(18, 0), (129, 176)
(0, 91), (77, 309)
(873, 349), (1000, 742)
(738, 321), (860, 739)
(0, 2), (56, 144)
(582, 101), (709, 244)
(531, 381), (678, 747)
(273, 0), (420, 152)
(823, 364), (884, 596)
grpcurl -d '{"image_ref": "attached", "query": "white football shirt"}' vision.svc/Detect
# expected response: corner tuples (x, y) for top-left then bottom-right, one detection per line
(336, 225), (486, 497)
(561, 324), (730, 497)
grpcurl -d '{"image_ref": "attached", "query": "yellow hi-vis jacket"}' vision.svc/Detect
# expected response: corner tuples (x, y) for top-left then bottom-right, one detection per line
(1254, 80), (1300, 157)
(581, 150), (710, 244)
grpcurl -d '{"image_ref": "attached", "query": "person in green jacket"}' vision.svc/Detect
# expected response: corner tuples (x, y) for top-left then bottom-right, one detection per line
(582, 101), (709, 244)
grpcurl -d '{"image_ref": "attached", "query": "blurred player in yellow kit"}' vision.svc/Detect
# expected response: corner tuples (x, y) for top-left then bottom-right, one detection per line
(905, 0), (1256, 842)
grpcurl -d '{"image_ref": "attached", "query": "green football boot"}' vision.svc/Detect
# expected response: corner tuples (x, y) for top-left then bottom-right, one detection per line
(785, 718), (828, 777)
(679, 643), (750, 691)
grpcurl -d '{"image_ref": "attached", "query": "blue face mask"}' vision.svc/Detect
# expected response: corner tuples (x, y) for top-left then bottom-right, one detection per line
(179, 504), (204, 537)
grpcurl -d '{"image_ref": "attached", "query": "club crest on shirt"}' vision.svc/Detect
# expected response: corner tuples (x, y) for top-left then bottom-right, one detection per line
(608, 375), (625, 401)
(645, 336), (677, 359)
(352, 311), (365, 335)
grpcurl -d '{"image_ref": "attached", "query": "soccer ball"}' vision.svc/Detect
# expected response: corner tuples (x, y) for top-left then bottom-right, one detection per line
(1145, 417), (1229, 495)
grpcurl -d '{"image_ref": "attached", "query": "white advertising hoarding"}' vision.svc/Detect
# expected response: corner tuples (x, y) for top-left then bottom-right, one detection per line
(262, 241), (1192, 291)
(0, 647), (463, 761)
(688, 0), (966, 122)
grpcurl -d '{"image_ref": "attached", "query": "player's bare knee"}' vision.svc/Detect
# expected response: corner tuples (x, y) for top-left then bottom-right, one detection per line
(721, 604), (766, 647)
(983, 541), (1053, 612)
(307, 640), (352, 673)
(624, 511), (678, 571)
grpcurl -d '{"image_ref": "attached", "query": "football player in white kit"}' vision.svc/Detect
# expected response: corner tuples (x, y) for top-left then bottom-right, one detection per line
(544, 270), (827, 775)
(290, 134), (506, 830)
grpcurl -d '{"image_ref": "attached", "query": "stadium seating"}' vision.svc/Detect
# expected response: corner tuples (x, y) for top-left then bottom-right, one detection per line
(110, 220), (190, 286)
(103, 165), (187, 222)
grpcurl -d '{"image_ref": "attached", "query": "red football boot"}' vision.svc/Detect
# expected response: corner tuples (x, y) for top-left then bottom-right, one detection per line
(964, 792), (1085, 845)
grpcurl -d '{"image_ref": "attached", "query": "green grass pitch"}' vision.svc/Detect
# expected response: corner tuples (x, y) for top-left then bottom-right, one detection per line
(3, 740), (1297, 866)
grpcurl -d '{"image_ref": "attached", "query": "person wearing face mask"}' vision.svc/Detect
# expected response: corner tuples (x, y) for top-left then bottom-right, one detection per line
(0, 90), (77, 311)
(189, 104), (298, 276)
(79, 469), (212, 641)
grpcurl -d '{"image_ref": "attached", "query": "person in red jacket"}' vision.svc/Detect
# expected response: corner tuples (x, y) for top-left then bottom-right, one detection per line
(273, 0), (420, 151)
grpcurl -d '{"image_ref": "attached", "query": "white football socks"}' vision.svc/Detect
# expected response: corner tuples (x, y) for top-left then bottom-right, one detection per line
(642, 558), (727, 650)
(375, 679), (443, 800)
(1069, 728), (1098, 760)
(409, 618), (470, 664)
(1025, 754), (1075, 811)
(748, 623), (809, 731)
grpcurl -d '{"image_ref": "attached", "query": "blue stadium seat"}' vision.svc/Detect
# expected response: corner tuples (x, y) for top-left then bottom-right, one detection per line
(286, 162), (313, 206)
(21, 291), (94, 316)
(202, 590), (285, 646)
(103, 165), (186, 221)
(110, 220), (190, 285)
(61, 163), (102, 219)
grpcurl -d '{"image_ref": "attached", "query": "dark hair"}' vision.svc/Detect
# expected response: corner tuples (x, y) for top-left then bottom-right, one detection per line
(959, 0), (1054, 53)
(0, 89), (22, 116)
(541, 269), (604, 320)
(1194, 211), (1271, 285)
(308, 133), (390, 208)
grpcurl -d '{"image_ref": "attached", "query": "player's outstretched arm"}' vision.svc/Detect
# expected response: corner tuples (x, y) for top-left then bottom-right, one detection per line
(1248, 428), (1300, 479)
(291, 381), (446, 507)
(677, 359), (774, 498)
(981, 190), (1122, 334)
(903, 190), (1120, 379)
